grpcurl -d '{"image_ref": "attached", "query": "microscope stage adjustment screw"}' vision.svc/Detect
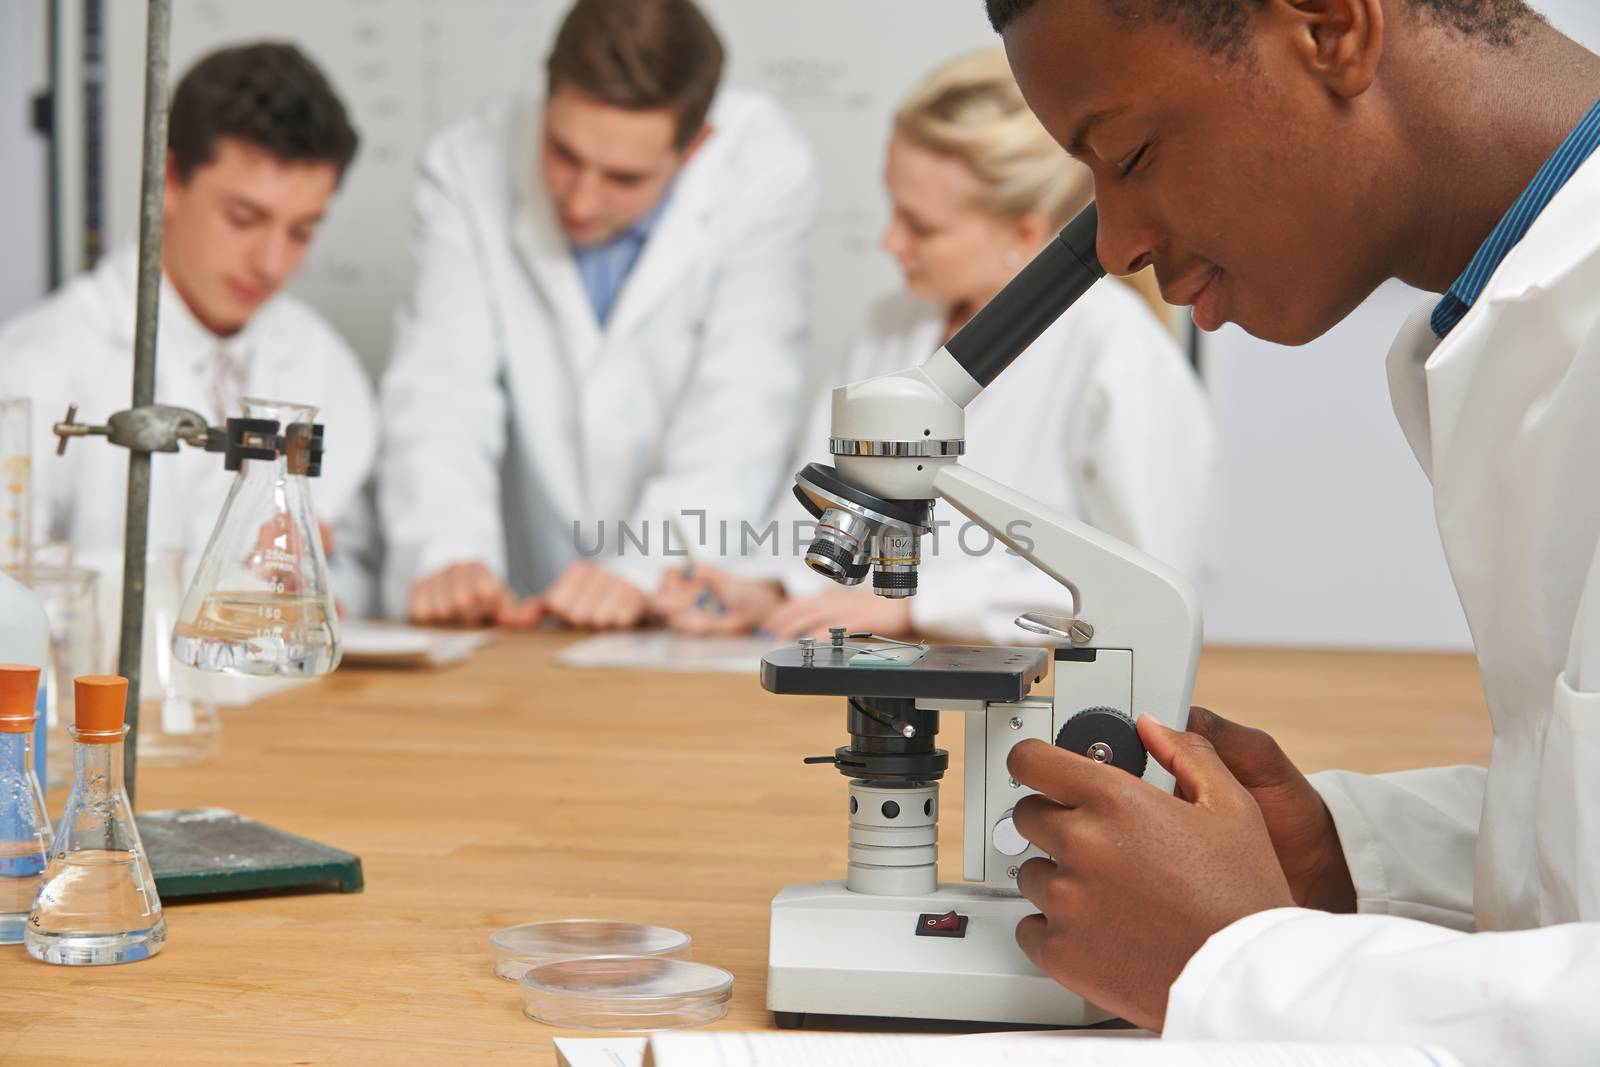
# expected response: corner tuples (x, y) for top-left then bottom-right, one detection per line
(829, 627), (847, 649)
(1087, 741), (1114, 763)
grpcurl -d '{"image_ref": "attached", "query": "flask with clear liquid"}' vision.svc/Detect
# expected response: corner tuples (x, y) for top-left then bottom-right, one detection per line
(0, 664), (50, 944)
(25, 675), (166, 965)
(171, 398), (341, 676)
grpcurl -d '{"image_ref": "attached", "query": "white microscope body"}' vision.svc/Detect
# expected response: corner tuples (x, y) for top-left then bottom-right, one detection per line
(763, 204), (1203, 1027)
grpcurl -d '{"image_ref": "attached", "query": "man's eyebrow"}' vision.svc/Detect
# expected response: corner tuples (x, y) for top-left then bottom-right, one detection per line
(1067, 107), (1125, 158)
(220, 193), (269, 216)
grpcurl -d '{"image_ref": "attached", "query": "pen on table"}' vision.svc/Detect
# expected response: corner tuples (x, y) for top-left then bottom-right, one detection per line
(670, 518), (725, 617)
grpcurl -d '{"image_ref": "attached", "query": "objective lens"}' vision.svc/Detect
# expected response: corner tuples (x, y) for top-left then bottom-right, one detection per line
(871, 528), (920, 599)
(806, 508), (874, 585)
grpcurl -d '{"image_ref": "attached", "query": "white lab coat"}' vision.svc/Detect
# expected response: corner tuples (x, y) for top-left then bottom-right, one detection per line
(1163, 154), (1600, 1064)
(0, 245), (380, 612)
(765, 286), (1215, 644)
(378, 89), (817, 613)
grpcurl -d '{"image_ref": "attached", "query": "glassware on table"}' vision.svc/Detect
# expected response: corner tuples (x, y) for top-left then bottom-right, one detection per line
(138, 547), (221, 766)
(19, 566), (102, 790)
(0, 665), (51, 944)
(171, 398), (341, 677)
(0, 397), (32, 575)
(25, 675), (166, 965)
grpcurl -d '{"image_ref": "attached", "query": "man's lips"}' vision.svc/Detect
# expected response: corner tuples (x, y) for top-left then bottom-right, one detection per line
(1163, 266), (1226, 331)
(1162, 266), (1221, 309)
(225, 278), (266, 304)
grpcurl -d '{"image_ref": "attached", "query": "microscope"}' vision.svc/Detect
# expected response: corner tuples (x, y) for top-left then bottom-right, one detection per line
(759, 204), (1203, 1028)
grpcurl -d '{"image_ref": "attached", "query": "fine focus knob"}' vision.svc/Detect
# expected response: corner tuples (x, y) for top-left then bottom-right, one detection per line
(1054, 707), (1146, 777)
(991, 811), (1030, 857)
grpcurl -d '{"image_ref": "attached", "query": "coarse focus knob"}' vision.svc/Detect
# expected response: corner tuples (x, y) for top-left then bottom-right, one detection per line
(1054, 707), (1146, 777)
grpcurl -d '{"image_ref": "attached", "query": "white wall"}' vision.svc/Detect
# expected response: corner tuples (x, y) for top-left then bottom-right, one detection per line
(0, 0), (48, 323)
(1202, 0), (1600, 650)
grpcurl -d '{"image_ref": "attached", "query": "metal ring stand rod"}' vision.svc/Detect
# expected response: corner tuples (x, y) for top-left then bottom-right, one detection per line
(117, 0), (172, 804)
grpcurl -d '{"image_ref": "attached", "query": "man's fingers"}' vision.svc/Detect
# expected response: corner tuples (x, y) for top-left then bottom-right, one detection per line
(764, 601), (826, 642)
(1015, 911), (1049, 972)
(1137, 715), (1246, 810)
(496, 597), (544, 629)
(1185, 705), (1295, 790)
(1006, 738), (1117, 809)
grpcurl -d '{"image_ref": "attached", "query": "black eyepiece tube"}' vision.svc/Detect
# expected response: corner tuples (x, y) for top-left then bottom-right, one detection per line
(944, 202), (1105, 388)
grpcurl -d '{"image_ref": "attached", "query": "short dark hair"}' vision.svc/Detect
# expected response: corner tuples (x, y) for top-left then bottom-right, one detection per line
(985, 0), (1538, 53)
(168, 43), (359, 182)
(546, 0), (725, 149)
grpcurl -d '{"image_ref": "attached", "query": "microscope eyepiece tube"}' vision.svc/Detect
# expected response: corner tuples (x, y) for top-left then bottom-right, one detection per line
(944, 201), (1105, 389)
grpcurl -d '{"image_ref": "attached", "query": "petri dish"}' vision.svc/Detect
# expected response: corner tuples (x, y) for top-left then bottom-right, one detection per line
(489, 920), (692, 982)
(519, 954), (734, 1031)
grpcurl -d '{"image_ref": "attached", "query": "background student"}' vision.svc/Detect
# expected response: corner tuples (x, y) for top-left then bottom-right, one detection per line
(381, 0), (818, 631)
(0, 43), (378, 611)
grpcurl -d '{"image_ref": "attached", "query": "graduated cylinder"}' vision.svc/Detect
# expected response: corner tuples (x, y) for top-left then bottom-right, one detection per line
(845, 781), (939, 897)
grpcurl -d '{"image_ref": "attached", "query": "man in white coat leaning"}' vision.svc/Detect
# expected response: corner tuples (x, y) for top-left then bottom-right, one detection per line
(977, 0), (1600, 1062)
(381, 0), (817, 629)
(0, 44), (379, 612)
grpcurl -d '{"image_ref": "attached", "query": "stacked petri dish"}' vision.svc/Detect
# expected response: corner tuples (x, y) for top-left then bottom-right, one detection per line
(488, 919), (733, 1031)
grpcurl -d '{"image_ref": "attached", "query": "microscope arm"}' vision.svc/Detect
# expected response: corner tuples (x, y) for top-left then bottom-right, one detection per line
(930, 462), (1201, 792)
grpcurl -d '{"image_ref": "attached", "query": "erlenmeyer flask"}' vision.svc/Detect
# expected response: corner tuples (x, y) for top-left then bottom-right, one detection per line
(0, 664), (51, 944)
(171, 398), (341, 677)
(26, 676), (166, 965)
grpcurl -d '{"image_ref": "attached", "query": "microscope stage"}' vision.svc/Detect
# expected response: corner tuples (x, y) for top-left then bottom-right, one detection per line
(760, 644), (1047, 702)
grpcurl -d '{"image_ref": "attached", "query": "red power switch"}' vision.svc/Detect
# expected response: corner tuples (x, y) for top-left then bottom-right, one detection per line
(915, 910), (968, 938)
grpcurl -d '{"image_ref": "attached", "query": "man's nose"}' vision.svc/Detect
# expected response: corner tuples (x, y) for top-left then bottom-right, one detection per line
(254, 231), (294, 285)
(566, 170), (603, 220)
(1092, 188), (1159, 278)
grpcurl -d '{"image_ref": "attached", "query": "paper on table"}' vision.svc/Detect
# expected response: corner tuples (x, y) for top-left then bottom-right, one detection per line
(642, 1033), (1464, 1067)
(553, 1036), (648, 1067)
(337, 621), (490, 669)
(556, 632), (780, 673)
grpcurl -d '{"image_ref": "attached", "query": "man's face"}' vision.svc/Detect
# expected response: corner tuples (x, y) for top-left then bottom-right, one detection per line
(1005, 2), (1395, 345)
(163, 138), (339, 337)
(540, 85), (694, 248)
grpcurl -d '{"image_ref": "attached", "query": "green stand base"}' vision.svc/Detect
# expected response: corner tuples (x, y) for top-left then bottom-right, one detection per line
(137, 808), (364, 901)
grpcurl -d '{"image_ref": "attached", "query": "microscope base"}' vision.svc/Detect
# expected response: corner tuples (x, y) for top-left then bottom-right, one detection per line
(767, 881), (1111, 1027)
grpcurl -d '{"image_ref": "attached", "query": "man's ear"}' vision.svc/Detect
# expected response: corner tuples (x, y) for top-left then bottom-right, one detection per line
(163, 149), (186, 213)
(675, 122), (714, 167)
(1270, 0), (1384, 99)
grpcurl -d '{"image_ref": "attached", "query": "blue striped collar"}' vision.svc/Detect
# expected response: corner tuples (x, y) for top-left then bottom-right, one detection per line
(1431, 96), (1600, 338)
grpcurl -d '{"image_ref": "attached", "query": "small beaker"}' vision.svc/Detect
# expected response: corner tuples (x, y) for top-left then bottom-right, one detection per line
(19, 566), (102, 790)
(0, 398), (32, 576)
(138, 547), (220, 766)
(26, 675), (166, 965)
(171, 398), (341, 677)
(0, 665), (51, 944)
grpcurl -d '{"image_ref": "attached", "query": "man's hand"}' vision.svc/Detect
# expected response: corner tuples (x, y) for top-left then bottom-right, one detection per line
(652, 563), (786, 636)
(760, 586), (913, 641)
(409, 561), (534, 627)
(1009, 715), (1296, 1031)
(1185, 706), (1356, 912)
(543, 560), (649, 630)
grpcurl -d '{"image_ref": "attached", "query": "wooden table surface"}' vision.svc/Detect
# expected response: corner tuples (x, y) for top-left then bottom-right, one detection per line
(0, 634), (1490, 1065)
